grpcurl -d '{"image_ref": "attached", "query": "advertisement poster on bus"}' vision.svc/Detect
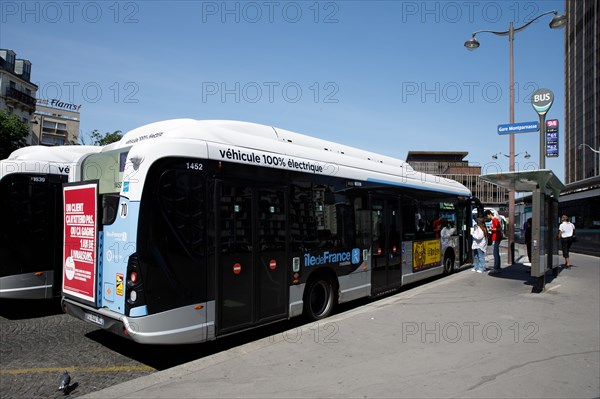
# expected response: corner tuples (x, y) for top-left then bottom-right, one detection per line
(63, 183), (97, 303)
(413, 239), (441, 272)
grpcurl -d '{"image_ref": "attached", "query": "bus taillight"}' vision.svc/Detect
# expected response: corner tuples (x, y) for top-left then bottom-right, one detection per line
(125, 254), (146, 315)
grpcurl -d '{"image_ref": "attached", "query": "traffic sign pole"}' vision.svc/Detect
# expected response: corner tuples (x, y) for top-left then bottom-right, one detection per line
(538, 114), (546, 169)
(531, 88), (555, 169)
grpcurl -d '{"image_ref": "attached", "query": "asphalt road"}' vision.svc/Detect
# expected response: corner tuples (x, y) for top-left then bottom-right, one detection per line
(0, 296), (361, 398)
(0, 298), (152, 399)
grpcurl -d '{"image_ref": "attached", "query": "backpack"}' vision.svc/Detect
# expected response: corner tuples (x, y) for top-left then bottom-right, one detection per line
(498, 217), (507, 241)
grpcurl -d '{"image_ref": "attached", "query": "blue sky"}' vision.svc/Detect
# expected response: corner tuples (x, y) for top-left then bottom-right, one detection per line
(1, 0), (566, 180)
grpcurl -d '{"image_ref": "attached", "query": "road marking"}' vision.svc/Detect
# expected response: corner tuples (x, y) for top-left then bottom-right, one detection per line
(0, 365), (154, 375)
(545, 284), (561, 292)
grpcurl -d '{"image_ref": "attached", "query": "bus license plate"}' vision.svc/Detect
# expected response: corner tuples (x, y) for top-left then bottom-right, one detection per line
(84, 312), (104, 326)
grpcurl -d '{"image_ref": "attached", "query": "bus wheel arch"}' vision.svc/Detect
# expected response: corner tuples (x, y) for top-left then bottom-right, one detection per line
(443, 248), (455, 275)
(303, 269), (338, 321)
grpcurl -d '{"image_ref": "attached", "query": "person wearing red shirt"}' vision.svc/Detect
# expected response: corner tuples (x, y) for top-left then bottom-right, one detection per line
(485, 210), (502, 274)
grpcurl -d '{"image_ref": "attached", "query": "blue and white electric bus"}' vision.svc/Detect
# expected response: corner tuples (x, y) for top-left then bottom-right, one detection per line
(0, 145), (100, 299)
(61, 120), (473, 344)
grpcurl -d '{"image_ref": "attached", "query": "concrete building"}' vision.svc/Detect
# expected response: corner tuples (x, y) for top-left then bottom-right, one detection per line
(32, 101), (81, 146)
(564, 0), (599, 184)
(405, 151), (509, 211)
(0, 49), (37, 140)
(559, 0), (600, 257)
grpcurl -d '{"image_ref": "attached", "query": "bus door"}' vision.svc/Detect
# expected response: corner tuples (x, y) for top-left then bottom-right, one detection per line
(216, 182), (288, 334)
(457, 199), (473, 265)
(370, 196), (402, 295)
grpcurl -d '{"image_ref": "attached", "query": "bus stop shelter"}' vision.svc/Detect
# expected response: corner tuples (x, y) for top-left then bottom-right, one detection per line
(480, 170), (565, 293)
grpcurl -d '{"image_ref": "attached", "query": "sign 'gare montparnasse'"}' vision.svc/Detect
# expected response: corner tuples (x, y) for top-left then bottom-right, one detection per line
(36, 98), (82, 112)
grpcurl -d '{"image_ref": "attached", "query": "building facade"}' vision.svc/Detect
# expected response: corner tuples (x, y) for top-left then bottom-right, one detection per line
(0, 49), (37, 140)
(32, 101), (81, 146)
(405, 151), (509, 212)
(560, 0), (600, 257)
(564, 0), (599, 183)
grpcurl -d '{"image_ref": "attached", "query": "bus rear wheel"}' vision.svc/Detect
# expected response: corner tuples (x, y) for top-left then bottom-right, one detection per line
(304, 277), (336, 321)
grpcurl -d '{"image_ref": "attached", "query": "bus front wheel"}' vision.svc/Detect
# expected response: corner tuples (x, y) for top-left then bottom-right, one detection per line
(304, 277), (336, 321)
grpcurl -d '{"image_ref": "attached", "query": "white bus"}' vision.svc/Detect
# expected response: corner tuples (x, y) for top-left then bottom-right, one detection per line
(0, 145), (101, 299)
(61, 119), (473, 344)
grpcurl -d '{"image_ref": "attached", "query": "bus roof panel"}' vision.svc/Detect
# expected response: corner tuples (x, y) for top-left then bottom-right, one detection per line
(6, 145), (101, 162)
(1, 145), (102, 178)
(115, 119), (416, 173)
(114, 119), (470, 197)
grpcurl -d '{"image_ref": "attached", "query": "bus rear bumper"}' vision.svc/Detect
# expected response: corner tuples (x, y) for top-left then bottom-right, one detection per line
(62, 297), (132, 340)
(61, 297), (215, 345)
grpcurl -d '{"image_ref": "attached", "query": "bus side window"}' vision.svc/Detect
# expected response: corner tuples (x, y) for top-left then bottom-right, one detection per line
(337, 198), (356, 248)
(317, 184), (355, 249)
(289, 182), (318, 252)
(354, 194), (370, 249)
(401, 199), (417, 241)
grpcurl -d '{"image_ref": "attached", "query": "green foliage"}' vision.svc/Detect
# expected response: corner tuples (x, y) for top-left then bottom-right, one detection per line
(0, 110), (29, 159)
(88, 129), (123, 146)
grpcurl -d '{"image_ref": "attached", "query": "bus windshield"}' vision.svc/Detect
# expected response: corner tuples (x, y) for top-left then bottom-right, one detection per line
(82, 148), (130, 195)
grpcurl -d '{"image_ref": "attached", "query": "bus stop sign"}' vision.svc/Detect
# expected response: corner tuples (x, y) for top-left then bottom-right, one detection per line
(531, 88), (554, 116)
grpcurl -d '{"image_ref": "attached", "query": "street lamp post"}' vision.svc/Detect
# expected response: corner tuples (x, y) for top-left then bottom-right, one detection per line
(465, 10), (567, 265)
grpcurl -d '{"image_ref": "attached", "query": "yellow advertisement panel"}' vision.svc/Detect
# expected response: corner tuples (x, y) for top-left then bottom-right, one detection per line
(413, 239), (441, 272)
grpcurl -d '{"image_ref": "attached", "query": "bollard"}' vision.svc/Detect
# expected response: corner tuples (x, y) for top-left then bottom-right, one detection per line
(510, 242), (515, 265)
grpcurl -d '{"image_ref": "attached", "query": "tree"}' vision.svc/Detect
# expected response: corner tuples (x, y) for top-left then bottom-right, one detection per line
(87, 129), (123, 146)
(0, 110), (29, 159)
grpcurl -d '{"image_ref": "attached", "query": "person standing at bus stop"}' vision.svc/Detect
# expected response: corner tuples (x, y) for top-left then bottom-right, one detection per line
(471, 218), (488, 273)
(558, 215), (575, 269)
(524, 218), (532, 263)
(485, 210), (502, 274)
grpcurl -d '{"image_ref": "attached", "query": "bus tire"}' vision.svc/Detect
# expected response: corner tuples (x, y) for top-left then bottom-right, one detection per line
(304, 276), (336, 321)
(443, 253), (455, 275)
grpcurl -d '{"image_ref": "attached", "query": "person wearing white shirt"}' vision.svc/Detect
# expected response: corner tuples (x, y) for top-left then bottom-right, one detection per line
(558, 215), (576, 269)
(471, 218), (488, 273)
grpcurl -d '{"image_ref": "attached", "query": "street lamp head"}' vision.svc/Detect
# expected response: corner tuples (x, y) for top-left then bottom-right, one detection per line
(579, 144), (600, 155)
(549, 12), (567, 29)
(492, 152), (530, 159)
(464, 36), (480, 51)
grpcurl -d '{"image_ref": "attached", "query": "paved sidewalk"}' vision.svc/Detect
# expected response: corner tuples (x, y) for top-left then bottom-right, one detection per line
(83, 250), (600, 399)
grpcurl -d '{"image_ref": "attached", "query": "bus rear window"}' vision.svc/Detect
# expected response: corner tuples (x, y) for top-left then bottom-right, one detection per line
(0, 173), (65, 276)
(82, 148), (130, 194)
